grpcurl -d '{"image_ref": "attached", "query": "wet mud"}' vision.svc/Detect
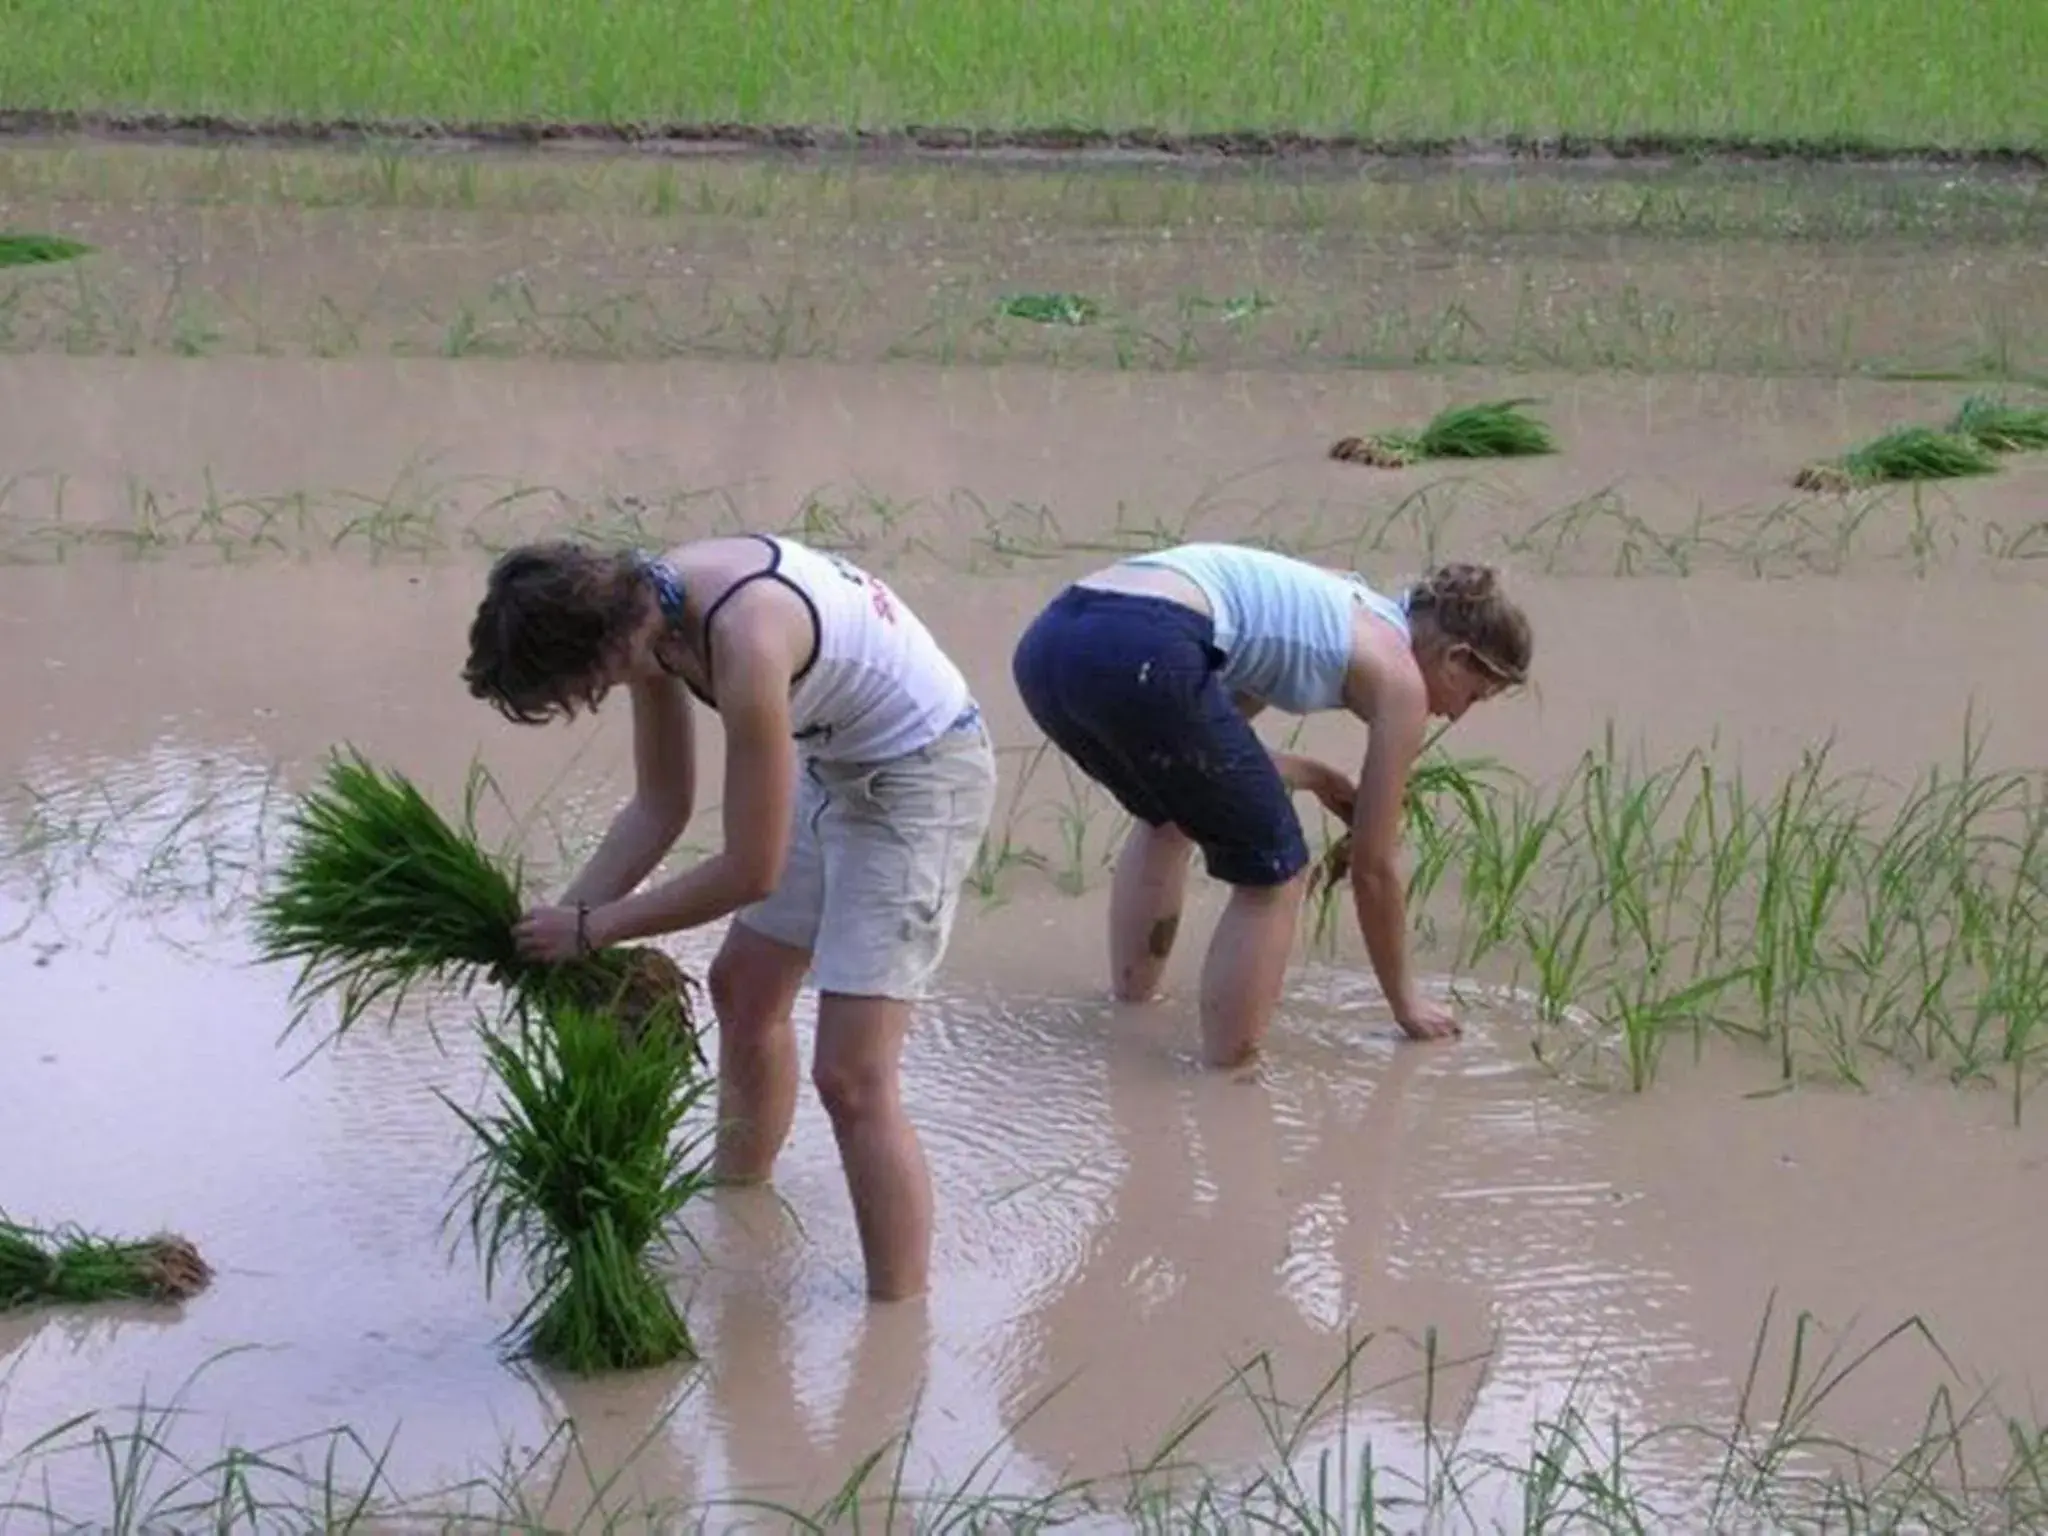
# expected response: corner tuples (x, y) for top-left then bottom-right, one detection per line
(3, 141), (2047, 1526)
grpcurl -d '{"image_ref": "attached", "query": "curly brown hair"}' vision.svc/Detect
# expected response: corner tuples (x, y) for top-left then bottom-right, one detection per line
(462, 541), (651, 724)
(1404, 563), (1533, 686)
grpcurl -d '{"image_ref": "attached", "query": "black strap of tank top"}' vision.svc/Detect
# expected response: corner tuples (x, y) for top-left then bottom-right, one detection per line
(666, 535), (822, 710)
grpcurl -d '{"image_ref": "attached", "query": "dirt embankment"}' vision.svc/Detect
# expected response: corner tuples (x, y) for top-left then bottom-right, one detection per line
(2, 107), (2044, 174)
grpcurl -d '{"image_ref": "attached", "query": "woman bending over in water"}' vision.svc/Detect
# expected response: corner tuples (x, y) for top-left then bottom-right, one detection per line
(1011, 542), (1530, 1067)
(463, 533), (998, 1302)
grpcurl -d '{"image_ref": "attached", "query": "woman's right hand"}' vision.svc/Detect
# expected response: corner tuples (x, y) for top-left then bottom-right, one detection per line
(1395, 997), (1461, 1040)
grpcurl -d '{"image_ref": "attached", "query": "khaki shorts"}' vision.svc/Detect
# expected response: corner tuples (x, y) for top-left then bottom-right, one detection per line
(735, 707), (998, 1001)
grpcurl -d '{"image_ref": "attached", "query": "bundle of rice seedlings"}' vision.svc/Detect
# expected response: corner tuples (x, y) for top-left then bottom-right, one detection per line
(253, 749), (717, 1374)
(444, 995), (719, 1372)
(1792, 426), (2002, 493)
(0, 233), (94, 268)
(1949, 393), (2048, 454)
(251, 749), (703, 1060)
(251, 750), (526, 1039)
(1, 1215), (212, 1310)
(1330, 398), (1557, 469)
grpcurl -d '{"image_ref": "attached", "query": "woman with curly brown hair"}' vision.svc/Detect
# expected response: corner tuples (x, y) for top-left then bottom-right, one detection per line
(462, 533), (998, 1303)
(1011, 543), (1531, 1067)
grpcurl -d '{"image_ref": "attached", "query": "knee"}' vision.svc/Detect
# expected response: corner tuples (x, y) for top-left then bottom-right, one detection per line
(812, 1057), (895, 1125)
(709, 938), (796, 1059)
(708, 943), (747, 1022)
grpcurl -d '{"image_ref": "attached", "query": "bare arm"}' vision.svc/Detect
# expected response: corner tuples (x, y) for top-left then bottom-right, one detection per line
(1238, 693), (1355, 814)
(558, 673), (698, 908)
(587, 610), (797, 946)
(1347, 671), (1448, 1037)
(1272, 749), (1352, 807)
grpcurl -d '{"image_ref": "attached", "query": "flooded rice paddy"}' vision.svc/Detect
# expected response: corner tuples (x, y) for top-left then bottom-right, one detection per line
(4, 144), (2048, 1529)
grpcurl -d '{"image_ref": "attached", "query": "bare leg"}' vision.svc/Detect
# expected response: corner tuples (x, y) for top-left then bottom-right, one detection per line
(812, 994), (930, 1302)
(1109, 820), (1197, 1002)
(708, 920), (813, 1184)
(1199, 873), (1308, 1068)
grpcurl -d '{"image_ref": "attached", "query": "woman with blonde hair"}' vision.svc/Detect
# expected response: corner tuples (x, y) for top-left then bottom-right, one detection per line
(1011, 542), (1531, 1066)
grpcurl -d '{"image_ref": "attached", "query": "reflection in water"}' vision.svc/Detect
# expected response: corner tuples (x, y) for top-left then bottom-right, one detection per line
(994, 1008), (1490, 1485)
(509, 1358), (705, 1528)
(699, 1270), (936, 1516)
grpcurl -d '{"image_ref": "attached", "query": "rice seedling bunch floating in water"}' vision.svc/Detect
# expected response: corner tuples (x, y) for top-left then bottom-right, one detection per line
(1949, 393), (2048, 454)
(1792, 426), (2002, 493)
(445, 996), (718, 1372)
(1330, 398), (1558, 469)
(251, 749), (704, 1061)
(0, 233), (94, 268)
(0, 1214), (212, 1310)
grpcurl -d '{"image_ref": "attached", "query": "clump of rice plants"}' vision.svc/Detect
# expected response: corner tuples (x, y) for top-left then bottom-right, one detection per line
(1, 1214), (212, 1310)
(1792, 426), (2001, 493)
(0, 233), (94, 268)
(1330, 398), (1557, 470)
(250, 749), (703, 1060)
(250, 748), (716, 1373)
(445, 997), (718, 1372)
(1949, 393), (2048, 454)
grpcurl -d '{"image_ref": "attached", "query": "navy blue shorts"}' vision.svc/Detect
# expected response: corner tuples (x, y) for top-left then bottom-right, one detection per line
(1011, 585), (1310, 888)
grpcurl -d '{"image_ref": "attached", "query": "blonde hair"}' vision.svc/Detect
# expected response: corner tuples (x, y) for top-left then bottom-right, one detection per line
(1403, 563), (1532, 685)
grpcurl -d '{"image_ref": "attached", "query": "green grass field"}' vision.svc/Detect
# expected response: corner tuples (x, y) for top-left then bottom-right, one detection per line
(2, 0), (2043, 153)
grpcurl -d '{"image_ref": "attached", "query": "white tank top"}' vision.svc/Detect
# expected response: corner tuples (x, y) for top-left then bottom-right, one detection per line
(661, 535), (972, 763)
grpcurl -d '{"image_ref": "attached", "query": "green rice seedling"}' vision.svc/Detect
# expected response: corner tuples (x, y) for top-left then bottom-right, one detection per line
(1519, 883), (1604, 1027)
(1450, 777), (1575, 971)
(1949, 393), (2048, 453)
(1329, 398), (1557, 470)
(997, 292), (1099, 326)
(1607, 966), (1756, 1092)
(1791, 426), (2001, 493)
(1571, 729), (1689, 957)
(444, 995), (719, 1373)
(0, 234), (94, 268)
(250, 749), (704, 1059)
(250, 750), (525, 1040)
(1306, 738), (1503, 944)
(0, 1215), (212, 1309)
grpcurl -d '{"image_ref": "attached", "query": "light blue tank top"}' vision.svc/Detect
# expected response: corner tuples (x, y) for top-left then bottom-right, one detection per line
(1124, 542), (1411, 714)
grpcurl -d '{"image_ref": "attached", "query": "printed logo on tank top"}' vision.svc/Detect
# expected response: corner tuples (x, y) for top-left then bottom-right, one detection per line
(823, 550), (899, 627)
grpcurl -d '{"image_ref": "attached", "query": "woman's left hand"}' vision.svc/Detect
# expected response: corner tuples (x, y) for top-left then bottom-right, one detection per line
(513, 903), (593, 963)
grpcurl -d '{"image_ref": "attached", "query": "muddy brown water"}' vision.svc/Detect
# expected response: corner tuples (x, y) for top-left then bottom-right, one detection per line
(6, 148), (2048, 1527)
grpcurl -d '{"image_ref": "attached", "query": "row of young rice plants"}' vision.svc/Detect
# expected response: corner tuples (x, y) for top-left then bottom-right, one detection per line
(1358, 716), (2048, 1117)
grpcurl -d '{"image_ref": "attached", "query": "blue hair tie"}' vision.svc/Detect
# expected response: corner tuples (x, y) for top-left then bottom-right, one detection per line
(635, 548), (687, 626)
